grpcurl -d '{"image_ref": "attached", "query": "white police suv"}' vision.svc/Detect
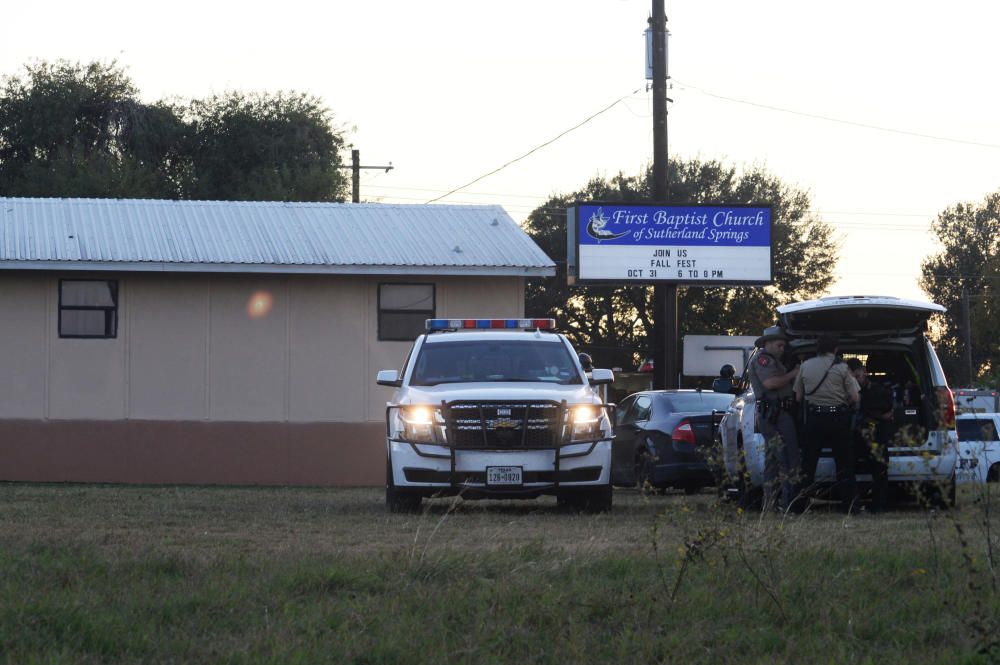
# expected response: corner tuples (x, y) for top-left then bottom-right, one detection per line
(377, 318), (615, 513)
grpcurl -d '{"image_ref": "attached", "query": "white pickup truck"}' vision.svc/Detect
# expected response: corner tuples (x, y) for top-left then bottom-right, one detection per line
(956, 413), (1000, 484)
(953, 388), (1000, 415)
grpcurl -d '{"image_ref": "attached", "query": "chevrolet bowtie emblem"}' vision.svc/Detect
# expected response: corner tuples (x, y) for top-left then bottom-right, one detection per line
(494, 419), (517, 429)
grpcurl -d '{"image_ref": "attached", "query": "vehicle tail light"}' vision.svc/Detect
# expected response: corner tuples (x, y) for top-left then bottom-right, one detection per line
(672, 420), (696, 446)
(936, 387), (956, 429)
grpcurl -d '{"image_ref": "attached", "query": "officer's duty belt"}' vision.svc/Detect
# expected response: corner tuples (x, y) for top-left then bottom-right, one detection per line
(807, 404), (850, 414)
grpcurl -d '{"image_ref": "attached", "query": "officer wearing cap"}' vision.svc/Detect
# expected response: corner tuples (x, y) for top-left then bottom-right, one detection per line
(793, 334), (860, 512)
(747, 325), (801, 512)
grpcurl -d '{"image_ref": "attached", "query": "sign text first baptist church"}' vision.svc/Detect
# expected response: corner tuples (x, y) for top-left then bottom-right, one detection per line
(567, 203), (773, 286)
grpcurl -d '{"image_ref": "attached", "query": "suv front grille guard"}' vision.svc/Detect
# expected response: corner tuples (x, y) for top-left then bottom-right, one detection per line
(385, 400), (615, 490)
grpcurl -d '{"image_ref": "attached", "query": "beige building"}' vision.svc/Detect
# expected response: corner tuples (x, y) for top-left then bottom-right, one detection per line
(0, 198), (555, 485)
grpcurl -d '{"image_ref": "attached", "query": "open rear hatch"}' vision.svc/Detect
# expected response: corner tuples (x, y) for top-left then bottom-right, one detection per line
(777, 296), (944, 339)
(779, 296), (954, 460)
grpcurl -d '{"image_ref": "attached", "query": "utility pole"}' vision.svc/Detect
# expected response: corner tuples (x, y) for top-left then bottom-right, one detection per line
(338, 149), (394, 203)
(352, 149), (360, 203)
(961, 287), (973, 385)
(650, 0), (677, 389)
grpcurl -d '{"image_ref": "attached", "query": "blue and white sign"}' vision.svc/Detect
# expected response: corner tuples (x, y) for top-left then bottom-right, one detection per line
(569, 203), (773, 284)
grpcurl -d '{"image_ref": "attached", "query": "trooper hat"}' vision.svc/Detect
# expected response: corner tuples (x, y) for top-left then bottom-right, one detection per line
(755, 325), (789, 347)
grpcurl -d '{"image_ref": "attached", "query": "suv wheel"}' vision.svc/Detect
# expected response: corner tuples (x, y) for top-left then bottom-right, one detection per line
(918, 474), (957, 510)
(385, 459), (421, 514)
(558, 485), (613, 513)
(733, 438), (762, 510)
(636, 448), (658, 494)
(580, 484), (613, 513)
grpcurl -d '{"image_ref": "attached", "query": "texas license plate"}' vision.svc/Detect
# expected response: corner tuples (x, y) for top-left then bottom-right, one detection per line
(486, 466), (523, 486)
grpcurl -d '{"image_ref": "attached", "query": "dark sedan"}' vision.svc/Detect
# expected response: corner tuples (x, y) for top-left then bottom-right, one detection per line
(611, 390), (735, 493)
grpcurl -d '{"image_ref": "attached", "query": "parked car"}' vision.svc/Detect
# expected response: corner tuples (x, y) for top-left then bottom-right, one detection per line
(719, 295), (958, 508)
(956, 412), (1000, 484)
(611, 389), (734, 493)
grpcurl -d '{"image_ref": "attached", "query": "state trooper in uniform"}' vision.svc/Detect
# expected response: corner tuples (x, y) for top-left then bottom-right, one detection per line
(793, 334), (860, 512)
(747, 326), (801, 512)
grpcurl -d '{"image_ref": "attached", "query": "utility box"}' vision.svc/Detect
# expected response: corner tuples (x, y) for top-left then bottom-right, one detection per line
(683, 335), (757, 377)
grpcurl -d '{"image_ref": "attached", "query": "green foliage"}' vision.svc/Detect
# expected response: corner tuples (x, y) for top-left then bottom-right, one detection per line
(0, 60), (186, 198)
(185, 92), (348, 202)
(2, 485), (999, 663)
(522, 160), (837, 367)
(0, 60), (349, 202)
(920, 192), (1000, 384)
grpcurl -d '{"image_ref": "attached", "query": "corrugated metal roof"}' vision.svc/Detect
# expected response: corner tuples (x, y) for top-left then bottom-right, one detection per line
(0, 198), (556, 276)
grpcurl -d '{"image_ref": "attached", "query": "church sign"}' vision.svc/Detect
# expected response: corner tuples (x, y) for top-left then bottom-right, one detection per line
(567, 203), (773, 285)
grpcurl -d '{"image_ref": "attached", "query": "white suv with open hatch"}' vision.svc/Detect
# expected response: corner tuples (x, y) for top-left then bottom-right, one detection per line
(719, 296), (959, 507)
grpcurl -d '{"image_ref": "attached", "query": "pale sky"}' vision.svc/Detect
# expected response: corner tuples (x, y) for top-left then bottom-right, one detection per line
(4, 0), (999, 302)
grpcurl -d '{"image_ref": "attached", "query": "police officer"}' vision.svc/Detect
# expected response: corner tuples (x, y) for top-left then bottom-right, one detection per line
(846, 358), (893, 513)
(793, 334), (860, 512)
(712, 364), (737, 394)
(748, 326), (801, 512)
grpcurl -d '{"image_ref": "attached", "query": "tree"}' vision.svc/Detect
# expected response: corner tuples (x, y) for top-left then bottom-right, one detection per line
(522, 159), (838, 370)
(0, 60), (186, 199)
(920, 192), (1000, 384)
(185, 92), (348, 202)
(0, 60), (350, 203)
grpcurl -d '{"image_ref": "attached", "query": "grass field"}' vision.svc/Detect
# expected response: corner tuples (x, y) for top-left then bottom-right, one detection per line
(1, 483), (999, 664)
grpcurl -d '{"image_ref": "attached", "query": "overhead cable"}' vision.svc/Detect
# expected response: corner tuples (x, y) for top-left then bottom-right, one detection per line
(674, 79), (1000, 150)
(426, 87), (644, 204)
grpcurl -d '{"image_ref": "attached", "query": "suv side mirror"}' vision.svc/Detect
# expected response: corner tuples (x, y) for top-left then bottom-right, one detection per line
(589, 368), (614, 386)
(377, 369), (402, 387)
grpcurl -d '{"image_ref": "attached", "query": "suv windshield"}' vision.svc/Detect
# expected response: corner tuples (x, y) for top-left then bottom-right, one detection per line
(410, 339), (584, 386)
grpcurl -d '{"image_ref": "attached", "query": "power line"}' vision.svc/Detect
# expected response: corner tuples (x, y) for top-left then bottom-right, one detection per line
(674, 79), (1000, 150)
(364, 183), (552, 199)
(426, 87), (644, 204)
(368, 185), (940, 219)
(364, 193), (941, 229)
(380, 81), (1000, 210)
(368, 185), (938, 217)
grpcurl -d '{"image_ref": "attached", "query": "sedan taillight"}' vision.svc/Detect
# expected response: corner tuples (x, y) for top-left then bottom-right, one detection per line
(671, 419), (696, 445)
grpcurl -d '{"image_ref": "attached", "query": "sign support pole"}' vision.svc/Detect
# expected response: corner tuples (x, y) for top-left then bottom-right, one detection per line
(651, 0), (677, 389)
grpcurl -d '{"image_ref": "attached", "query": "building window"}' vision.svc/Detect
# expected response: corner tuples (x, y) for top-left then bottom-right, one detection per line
(379, 283), (434, 341)
(59, 279), (119, 339)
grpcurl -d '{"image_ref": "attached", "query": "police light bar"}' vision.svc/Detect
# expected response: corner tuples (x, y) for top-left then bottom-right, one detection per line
(425, 318), (556, 330)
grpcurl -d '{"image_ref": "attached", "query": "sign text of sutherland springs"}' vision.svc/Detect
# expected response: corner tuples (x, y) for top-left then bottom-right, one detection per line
(574, 204), (772, 284)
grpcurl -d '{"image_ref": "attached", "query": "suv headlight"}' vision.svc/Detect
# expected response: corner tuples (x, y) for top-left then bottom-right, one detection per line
(568, 404), (608, 442)
(391, 406), (447, 444)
